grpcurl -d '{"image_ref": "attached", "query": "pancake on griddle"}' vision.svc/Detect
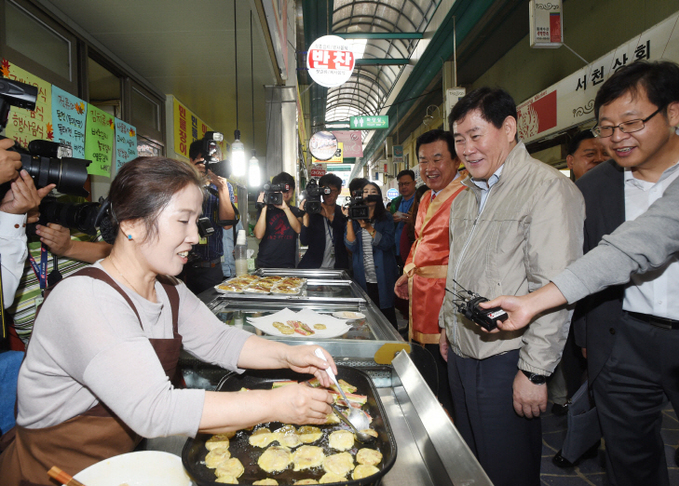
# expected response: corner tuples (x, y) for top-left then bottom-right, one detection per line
(257, 445), (293, 473)
(292, 445), (325, 471)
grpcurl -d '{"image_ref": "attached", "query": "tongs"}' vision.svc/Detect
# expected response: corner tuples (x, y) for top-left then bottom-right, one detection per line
(314, 348), (373, 443)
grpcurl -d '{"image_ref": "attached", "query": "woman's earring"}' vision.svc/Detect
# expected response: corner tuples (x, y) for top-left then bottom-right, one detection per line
(127, 234), (133, 240)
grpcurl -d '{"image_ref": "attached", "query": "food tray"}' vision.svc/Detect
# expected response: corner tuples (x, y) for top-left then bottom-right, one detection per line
(182, 367), (397, 486)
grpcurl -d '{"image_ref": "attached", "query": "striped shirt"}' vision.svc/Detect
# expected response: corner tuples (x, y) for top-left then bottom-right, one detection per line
(193, 182), (235, 262)
(9, 231), (100, 344)
(361, 228), (377, 283)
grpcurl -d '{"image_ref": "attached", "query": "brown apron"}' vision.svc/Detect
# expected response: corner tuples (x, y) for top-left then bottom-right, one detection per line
(0, 268), (181, 486)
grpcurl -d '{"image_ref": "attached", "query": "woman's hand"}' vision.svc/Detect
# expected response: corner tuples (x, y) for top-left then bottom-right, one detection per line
(269, 384), (333, 425)
(284, 345), (337, 388)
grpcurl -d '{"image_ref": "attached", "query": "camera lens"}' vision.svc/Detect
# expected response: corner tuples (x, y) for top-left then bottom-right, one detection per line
(21, 154), (90, 197)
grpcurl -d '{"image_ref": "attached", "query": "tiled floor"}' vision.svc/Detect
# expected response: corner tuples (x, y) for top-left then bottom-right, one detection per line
(540, 400), (679, 485)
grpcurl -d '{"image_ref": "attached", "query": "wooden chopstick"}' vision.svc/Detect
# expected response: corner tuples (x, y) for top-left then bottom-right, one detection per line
(47, 466), (86, 486)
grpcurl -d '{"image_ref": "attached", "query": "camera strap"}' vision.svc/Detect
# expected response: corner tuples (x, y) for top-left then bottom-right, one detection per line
(27, 244), (48, 296)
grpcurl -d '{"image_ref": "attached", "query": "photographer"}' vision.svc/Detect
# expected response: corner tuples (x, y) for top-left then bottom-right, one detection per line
(0, 140), (55, 312)
(181, 139), (236, 294)
(298, 173), (348, 270)
(254, 171), (302, 269)
(344, 182), (399, 327)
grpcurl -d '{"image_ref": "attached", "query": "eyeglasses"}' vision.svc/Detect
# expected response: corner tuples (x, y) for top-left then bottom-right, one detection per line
(593, 106), (664, 138)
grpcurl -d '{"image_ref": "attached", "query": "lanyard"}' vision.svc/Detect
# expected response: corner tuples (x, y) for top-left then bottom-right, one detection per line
(28, 244), (49, 293)
(324, 217), (334, 242)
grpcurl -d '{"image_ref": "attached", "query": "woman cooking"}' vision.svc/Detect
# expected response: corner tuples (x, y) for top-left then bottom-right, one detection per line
(0, 157), (336, 486)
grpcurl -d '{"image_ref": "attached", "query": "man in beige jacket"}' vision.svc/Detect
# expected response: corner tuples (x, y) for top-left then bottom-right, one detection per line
(440, 87), (585, 486)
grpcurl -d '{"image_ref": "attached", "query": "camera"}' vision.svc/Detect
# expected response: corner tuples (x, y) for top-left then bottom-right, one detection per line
(200, 131), (230, 178)
(445, 280), (508, 331)
(1, 79), (91, 197)
(347, 190), (380, 220)
(35, 196), (108, 235)
(260, 182), (290, 207)
(196, 217), (214, 239)
(303, 178), (330, 214)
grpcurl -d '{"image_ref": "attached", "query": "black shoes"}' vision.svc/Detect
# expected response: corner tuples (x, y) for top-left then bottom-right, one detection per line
(551, 402), (569, 416)
(552, 440), (600, 468)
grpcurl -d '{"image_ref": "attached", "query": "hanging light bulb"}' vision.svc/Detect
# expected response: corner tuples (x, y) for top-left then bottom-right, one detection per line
(231, 129), (246, 178)
(248, 150), (260, 187)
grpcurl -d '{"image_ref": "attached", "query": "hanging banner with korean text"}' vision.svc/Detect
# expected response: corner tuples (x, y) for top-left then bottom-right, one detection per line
(84, 104), (114, 177)
(172, 97), (224, 159)
(306, 35), (355, 88)
(518, 12), (679, 143)
(1, 59), (53, 148)
(51, 86), (87, 158)
(114, 118), (137, 171)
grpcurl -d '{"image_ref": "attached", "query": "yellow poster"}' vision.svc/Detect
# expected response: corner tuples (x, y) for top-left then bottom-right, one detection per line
(172, 98), (226, 159)
(1, 59), (53, 148)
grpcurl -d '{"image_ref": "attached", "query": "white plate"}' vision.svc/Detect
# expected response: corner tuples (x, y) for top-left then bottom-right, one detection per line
(73, 450), (192, 486)
(248, 308), (352, 338)
(332, 311), (365, 320)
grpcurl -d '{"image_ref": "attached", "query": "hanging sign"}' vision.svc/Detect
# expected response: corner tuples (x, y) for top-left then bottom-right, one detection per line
(309, 164), (326, 177)
(309, 130), (338, 160)
(314, 142), (344, 164)
(114, 118), (137, 171)
(51, 86), (87, 158)
(529, 0), (563, 49)
(350, 116), (389, 129)
(332, 130), (363, 157)
(386, 188), (399, 200)
(84, 104), (114, 177)
(1, 59), (53, 148)
(306, 35), (355, 88)
(393, 145), (404, 164)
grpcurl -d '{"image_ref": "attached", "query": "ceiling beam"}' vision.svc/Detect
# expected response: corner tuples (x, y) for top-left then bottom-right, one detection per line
(335, 32), (424, 39)
(356, 58), (409, 65)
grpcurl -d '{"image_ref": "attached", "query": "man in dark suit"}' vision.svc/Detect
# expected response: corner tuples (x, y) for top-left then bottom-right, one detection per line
(574, 60), (679, 486)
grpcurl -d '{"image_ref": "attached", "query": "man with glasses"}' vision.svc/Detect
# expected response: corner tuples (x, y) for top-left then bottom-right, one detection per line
(254, 171), (302, 268)
(570, 60), (679, 486)
(298, 173), (349, 270)
(389, 169), (417, 265)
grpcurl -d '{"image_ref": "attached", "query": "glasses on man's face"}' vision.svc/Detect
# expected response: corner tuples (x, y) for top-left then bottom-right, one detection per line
(398, 181), (413, 187)
(593, 106), (664, 138)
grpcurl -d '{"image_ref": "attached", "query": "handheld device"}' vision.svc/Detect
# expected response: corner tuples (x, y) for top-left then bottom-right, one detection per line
(446, 279), (508, 331)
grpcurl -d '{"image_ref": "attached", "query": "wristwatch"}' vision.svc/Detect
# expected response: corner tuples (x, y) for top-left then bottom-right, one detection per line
(521, 369), (547, 385)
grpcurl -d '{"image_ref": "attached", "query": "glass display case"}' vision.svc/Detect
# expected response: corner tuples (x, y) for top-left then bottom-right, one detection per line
(197, 269), (404, 359)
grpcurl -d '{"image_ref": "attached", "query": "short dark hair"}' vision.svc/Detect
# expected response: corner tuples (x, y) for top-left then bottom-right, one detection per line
(319, 173), (342, 191)
(189, 139), (203, 160)
(272, 171), (296, 190)
(567, 129), (596, 156)
(449, 87), (518, 141)
(594, 60), (679, 120)
(396, 169), (415, 181)
(104, 157), (202, 244)
(349, 177), (368, 196)
(416, 129), (456, 160)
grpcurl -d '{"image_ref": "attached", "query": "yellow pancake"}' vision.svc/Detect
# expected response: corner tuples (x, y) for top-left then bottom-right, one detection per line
(297, 426), (323, 444)
(205, 446), (231, 468)
(205, 434), (230, 451)
(292, 445), (325, 471)
(293, 480), (319, 485)
(253, 479), (278, 485)
(356, 448), (382, 466)
(216, 458), (244, 479)
(249, 428), (277, 448)
(352, 464), (380, 480)
(328, 429), (354, 451)
(215, 476), (238, 484)
(360, 428), (378, 438)
(257, 446), (293, 474)
(322, 451), (354, 477)
(320, 472), (347, 483)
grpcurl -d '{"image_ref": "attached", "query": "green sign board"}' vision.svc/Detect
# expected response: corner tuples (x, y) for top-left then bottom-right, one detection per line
(350, 115), (389, 129)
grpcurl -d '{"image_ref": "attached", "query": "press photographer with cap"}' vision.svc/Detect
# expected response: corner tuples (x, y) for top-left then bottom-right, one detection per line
(0, 156), (336, 486)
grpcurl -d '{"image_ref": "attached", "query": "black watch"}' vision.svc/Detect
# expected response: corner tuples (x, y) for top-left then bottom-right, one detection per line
(521, 369), (547, 385)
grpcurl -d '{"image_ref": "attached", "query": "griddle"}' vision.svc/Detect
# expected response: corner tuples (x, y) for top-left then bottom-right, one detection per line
(182, 366), (397, 486)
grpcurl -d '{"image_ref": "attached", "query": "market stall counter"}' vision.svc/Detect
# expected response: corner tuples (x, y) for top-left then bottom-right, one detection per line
(158, 269), (493, 485)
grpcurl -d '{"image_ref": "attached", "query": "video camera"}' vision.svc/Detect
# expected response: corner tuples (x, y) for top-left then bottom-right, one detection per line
(259, 182), (290, 207)
(445, 279), (508, 331)
(199, 131), (230, 178)
(0, 79), (91, 197)
(303, 178), (331, 214)
(346, 190), (380, 220)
